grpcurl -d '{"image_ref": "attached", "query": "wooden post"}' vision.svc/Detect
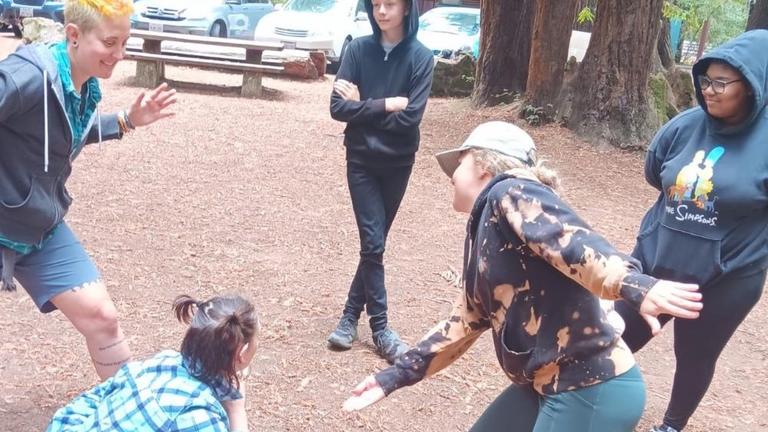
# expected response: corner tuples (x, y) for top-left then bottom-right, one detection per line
(135, 38), (163, 88)
(242, 48), (263, 98)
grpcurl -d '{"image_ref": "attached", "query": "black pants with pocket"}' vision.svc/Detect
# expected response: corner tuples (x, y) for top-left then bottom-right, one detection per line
(341, 162), (412, 333)
(615, 269), (766, 430)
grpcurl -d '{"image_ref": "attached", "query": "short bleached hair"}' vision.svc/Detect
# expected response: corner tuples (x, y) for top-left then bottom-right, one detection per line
(64, 0), (134, 32)
(470, 148), (561, 191)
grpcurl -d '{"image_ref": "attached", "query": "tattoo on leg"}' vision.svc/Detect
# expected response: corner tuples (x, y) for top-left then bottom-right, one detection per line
(92, 357), (131, 367)
(99, 338), (126, 351)
(70, 280), (103, 293)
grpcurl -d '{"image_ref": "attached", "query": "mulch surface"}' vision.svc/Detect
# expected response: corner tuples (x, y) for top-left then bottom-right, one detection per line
(1, 33), (765, 431)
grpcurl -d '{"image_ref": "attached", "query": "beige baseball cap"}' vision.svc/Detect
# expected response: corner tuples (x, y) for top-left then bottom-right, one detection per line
(435, 121), (537, 178)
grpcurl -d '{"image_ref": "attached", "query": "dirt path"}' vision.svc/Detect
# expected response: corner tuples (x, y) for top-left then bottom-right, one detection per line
(1, 34), (765, 431)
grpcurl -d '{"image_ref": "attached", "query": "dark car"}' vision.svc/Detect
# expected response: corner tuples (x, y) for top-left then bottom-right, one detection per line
(1, 0), (65, 37)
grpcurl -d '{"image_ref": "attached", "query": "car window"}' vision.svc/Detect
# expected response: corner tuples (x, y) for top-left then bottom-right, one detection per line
(419, 10), (480, 36)
(284, 0), (337, 13)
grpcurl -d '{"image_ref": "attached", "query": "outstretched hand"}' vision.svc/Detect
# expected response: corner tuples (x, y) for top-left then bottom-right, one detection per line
(127, 83), (177, 128)
(639, 280), (703, 334)
(342, 375), (385, 412)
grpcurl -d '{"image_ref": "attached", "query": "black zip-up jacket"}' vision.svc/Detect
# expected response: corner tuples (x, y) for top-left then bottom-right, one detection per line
(329, 0), (434, 167)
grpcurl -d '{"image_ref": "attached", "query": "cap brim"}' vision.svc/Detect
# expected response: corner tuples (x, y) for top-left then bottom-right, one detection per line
(435, 148), (464, 178)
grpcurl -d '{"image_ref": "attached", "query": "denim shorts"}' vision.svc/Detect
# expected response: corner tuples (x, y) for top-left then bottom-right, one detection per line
(0, 223), (101, 313)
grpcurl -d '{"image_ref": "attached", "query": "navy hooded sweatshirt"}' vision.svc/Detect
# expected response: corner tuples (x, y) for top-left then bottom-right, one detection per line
(0, 43), (122, 289)
(329, 0), (434, 167)
(633, 29), (768, 286)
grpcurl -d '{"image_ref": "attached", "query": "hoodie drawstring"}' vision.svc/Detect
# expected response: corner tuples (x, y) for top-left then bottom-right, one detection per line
(97, 108), (102, 149)
(44, 69), (49, 173)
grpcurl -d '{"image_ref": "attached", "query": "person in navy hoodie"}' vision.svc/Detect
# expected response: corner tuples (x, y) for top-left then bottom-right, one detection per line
(328, 0), (434, 363)
(615, 29), (768, 432)
(0, 0), (175, 380)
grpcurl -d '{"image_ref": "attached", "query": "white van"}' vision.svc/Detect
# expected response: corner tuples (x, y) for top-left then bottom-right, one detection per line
(254, 0), (372, 70)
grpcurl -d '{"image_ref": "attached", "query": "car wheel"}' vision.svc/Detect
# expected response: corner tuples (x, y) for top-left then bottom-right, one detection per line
(328, 37), (350, 74)
(12, 24), (22, 38)
(209, 20), (227, 38)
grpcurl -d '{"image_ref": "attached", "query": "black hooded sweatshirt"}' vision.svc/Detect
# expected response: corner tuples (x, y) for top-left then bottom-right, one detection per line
(329, 0), (434, 167)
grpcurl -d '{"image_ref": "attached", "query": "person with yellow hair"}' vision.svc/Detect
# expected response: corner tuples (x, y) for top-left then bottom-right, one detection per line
(0, 0), (176, 380)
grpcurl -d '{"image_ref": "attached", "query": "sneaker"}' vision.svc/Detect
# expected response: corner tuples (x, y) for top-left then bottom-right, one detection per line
(372, 327), (409, 364)
(650, 425), (679, 432)
(327, 316), (358, 350)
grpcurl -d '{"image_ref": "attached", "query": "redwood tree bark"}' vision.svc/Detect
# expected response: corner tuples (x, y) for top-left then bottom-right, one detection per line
(472, 0), (536, 107)
(747, 0), (768, 30)
(564, 0), (665, 148)
(696, 18), (710, 60)
(526, 0), (579, 113)
(658, 19), (674, 70)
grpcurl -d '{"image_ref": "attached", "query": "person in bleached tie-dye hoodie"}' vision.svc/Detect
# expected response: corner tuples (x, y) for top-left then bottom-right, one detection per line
(342, 121), (703, 432)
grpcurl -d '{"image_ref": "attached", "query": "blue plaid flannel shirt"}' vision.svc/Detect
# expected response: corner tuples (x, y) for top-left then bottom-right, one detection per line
(47, 350), (242, 432)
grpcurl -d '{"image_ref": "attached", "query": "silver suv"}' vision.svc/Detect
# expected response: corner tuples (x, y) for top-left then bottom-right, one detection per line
(131, 0), (274, 39)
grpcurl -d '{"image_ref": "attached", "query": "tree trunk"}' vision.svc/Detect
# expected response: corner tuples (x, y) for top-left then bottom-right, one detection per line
(696, 18), (710, 60)
(747, 0), (768, 30)
(472, 0), (536, 107)
(658, 19), (674, 70)
(562, 0), (665, 148)
(526, 0), (579, 115)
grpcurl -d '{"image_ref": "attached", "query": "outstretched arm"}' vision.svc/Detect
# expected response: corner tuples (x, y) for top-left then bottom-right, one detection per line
(493, 179), (701, 332)
(343, 290), (489, 411)
(85, 83), (177, 144)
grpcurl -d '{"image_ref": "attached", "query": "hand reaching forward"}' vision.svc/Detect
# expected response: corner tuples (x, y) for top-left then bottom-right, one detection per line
(127, 83), (177, 128)
(639, 280), (703, 334)
(342, 375), (385, 412)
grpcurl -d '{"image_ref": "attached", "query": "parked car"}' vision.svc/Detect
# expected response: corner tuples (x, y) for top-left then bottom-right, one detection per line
(131, 0), (274, 39)
(253, 0), (372, 71)
(1, 0), (65, 38)
(417, 6), (479, 60)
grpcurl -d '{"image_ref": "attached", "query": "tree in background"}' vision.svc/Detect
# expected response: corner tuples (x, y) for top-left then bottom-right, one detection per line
(472, 0), (536, 107)
(526, 0), (580, 116)
(664, 0), (750, 59)
(747, 0), (768, 29)
(562, 0), (665, 148)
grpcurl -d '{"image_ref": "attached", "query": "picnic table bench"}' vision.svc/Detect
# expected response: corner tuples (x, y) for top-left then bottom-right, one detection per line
(126, 29), (284, 98)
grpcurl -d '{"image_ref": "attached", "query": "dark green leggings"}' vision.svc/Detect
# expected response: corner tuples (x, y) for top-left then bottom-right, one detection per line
(469, 366), (645, 432)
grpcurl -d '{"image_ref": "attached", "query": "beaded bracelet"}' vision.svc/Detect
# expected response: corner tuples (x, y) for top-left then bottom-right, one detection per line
(117, 110), (136, 135)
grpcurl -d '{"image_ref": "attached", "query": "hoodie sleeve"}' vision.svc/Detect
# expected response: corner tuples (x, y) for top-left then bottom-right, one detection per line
(84, 113), (123, 145)
(644, 120), (677, 191)
(373, 290), (489, 396)
(371, 50), (434, 131)
(0, 71), (22, 123)
(329, 42), (387, 123)
(493, 179), (657, 310)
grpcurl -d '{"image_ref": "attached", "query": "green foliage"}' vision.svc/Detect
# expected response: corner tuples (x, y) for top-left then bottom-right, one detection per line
(520, 104), (555, 126)
(663, 0), (749, 46)
(648, 73), (679, 123)
(576, 6), (596, 24)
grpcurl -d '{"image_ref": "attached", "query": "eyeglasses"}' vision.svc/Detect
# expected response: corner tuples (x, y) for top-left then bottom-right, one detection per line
(698, 75), (741, 94)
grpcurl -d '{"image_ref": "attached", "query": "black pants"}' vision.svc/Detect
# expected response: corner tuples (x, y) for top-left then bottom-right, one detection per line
(616, 269), (766, 430)
(342, 162), (412, 333)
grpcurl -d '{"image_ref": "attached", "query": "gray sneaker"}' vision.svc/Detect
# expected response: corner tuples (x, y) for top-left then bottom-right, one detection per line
(651, 425), (679, 432)
(327, 316), (358, 350)
(373, 327), (409, 364)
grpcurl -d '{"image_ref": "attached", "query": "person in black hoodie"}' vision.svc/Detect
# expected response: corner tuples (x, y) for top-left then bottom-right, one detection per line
(328, 0), (434, 363)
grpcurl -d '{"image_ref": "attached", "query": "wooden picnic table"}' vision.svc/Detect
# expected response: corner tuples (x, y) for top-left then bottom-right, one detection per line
(127, 29), (285, 98)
